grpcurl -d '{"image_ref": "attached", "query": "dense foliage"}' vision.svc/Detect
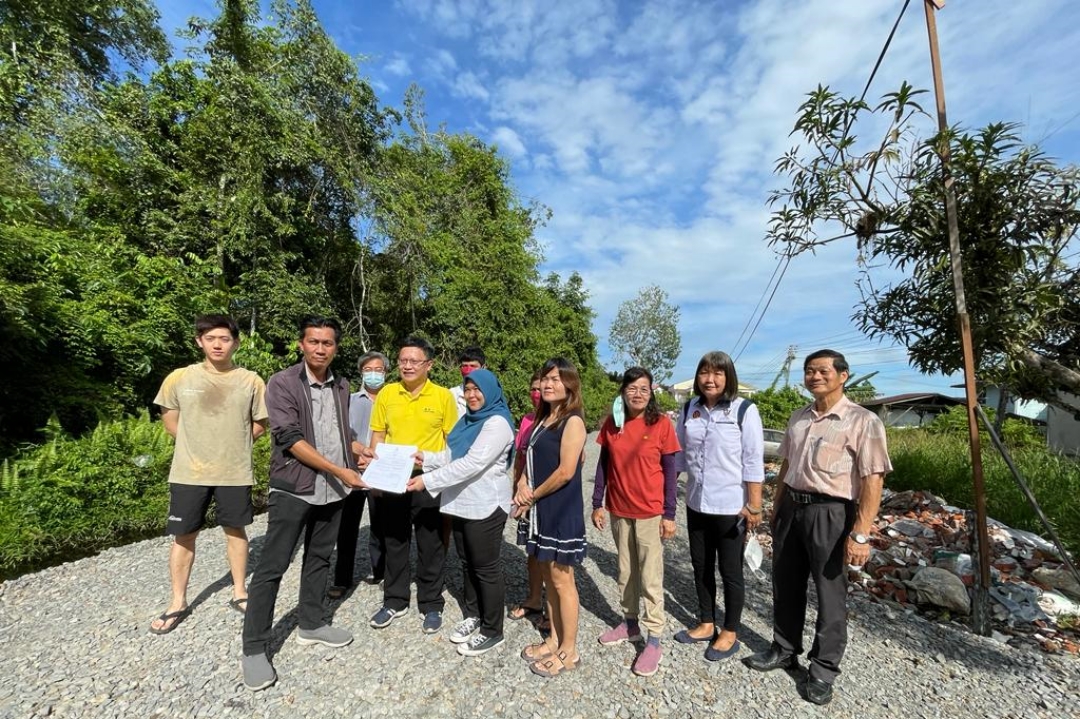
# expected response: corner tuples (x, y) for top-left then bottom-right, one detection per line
(0, 0), (612, 455)
(0, 412), (270, 578)
(751, 386), (809, 430)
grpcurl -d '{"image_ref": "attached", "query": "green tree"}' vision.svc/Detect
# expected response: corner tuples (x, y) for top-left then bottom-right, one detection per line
(752, 387), (808, 430)
(0, 0), (615, 449)
(767, 83), (1080, 412)
(608, 284), (681, 384)
(845, 380), (878, 403)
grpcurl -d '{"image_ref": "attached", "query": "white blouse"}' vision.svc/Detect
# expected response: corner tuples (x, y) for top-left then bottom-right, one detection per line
(422, 416), (514, 520)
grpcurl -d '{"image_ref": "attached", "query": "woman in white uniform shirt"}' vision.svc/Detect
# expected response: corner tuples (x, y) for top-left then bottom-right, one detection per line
(408, 369), (514, 657)
(674, 351), (764, 661)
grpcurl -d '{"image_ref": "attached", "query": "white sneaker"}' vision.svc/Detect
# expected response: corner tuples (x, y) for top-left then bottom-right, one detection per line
(449, 616), (481, 644)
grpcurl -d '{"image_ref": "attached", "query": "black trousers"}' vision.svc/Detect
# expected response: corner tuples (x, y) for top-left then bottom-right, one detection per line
(686, 507), (745, 631)
(243, 492), (343, 656)
(771, 493), (855, 684)
(452, 508), (507, 638)
(375, 489), (446, 613)
(333, 489), (385, 586)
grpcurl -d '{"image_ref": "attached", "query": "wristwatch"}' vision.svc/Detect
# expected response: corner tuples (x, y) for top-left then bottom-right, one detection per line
(850, 533), (869, 545)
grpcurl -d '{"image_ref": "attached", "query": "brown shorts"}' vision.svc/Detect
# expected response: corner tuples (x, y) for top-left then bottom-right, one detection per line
(166, 484), (253, 535)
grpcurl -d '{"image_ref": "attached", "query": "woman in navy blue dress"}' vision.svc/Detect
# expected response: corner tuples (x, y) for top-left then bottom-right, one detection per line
(514, 357), (587, 677)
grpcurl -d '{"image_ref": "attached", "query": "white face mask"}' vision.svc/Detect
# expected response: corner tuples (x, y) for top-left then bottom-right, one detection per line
(362, 370), (385, 389)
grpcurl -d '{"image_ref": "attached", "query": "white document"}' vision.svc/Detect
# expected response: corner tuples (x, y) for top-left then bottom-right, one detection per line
(361, 443), (418, 494)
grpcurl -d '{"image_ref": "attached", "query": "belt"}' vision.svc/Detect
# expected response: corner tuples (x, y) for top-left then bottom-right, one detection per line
(786, 488), (849, 505)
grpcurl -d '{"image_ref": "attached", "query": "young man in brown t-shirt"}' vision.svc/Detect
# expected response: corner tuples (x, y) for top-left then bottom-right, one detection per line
(149, 315), (268, 635)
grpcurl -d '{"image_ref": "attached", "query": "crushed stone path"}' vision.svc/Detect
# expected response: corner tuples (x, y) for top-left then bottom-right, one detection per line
(1, 438), (1077, 718)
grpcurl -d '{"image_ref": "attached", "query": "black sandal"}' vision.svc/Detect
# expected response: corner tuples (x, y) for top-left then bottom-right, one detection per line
(148, 608), (190, 635)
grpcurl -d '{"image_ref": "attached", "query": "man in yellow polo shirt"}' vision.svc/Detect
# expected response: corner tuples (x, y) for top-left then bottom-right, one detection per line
(367, 336), (457, 633)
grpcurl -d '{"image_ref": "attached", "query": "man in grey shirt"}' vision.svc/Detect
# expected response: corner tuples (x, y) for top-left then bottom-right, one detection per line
(241, 317), (365, 692)
(329, 350), (390, 596)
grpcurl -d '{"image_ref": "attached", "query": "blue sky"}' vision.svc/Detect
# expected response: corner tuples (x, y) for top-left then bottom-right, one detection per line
(156, 0), (1080, 395)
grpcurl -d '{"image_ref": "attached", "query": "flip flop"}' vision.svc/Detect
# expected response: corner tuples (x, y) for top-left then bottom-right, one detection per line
(148, 608), (190, 635)
(530, 650), (582, 678)
(229, 597), (248, 614)
(508, 604), (544, 621)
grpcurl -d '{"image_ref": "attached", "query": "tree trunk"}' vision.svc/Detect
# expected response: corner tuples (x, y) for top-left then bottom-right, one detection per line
(994, 386), (1008, 433)
(1019, 350), (1080, 414)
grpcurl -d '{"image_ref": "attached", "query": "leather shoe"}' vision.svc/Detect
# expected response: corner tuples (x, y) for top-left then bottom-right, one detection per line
(744, 645), (796, 672)
(804, 677), (834, 705)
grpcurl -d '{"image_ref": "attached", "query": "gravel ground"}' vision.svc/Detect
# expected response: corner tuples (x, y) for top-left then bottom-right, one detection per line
(1, 436), (1077, 719)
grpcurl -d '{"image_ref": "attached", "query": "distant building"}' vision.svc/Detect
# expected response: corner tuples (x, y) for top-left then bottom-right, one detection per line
(859, 393), (964, 428)
(669, 379), (757, 404)
(983, 386), (1080, 456)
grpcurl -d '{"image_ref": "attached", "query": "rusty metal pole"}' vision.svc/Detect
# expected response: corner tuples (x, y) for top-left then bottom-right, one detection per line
(923, 0), (992, 635)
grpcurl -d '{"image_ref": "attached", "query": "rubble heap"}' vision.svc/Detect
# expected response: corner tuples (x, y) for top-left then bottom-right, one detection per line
(756, 483), (1080, 655)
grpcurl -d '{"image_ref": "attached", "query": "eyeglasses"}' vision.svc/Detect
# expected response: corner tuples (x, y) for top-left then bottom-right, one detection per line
(397, 358), (430, 367)
(625, 387), (652, 397)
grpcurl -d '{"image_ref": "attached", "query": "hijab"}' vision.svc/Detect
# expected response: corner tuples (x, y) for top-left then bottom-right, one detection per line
(446, 368), (515, 460)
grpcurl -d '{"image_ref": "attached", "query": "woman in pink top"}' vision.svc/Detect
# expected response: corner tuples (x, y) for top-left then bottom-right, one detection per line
(509, 369), (546, 625)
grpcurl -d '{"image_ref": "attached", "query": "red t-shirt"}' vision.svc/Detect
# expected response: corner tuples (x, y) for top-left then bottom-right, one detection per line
(596, 414), (681, 519)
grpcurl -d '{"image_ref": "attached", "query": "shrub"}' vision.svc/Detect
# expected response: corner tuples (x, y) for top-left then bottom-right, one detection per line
(752, 387), (808, 430)
(928, 405), (1044, 450)
(655, 392), (679, 412)
(0, 412), (270, 578)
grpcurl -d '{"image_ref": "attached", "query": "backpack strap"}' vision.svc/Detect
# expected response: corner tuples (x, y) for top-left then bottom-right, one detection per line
(735, 397), (754, 431)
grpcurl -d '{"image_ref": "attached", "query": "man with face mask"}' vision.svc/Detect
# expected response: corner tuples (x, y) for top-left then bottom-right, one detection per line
(450, 347), (487, 419)
(328, 351), (390, 597)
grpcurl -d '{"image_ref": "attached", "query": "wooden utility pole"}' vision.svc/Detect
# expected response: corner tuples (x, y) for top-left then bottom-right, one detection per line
(923, 0), (993, 635)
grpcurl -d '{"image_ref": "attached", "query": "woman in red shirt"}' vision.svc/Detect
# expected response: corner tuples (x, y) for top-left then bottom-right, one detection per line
(592, 366), (681, 677)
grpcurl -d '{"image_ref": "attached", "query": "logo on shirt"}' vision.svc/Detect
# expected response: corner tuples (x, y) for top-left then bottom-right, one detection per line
(692, 410), (701, 419)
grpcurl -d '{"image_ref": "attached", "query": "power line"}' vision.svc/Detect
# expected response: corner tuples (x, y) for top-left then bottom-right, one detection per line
(730, 252), (787, 354)
(732, 0), (913, 360)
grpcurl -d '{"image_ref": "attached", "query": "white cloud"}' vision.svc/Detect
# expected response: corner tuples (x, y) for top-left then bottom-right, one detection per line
(427, 48), (458, 76)
(384, 54), (412, 77)
(368, 0), (1080, 393)
(452, 71), (489, 101)
(491, 126), (527, 159)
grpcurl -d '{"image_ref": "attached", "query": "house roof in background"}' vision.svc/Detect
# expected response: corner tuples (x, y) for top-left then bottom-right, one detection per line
(860, 393), (965, 408)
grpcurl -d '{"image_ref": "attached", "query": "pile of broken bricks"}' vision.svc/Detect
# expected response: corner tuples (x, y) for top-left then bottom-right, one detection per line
(755, 480), (1080, 655)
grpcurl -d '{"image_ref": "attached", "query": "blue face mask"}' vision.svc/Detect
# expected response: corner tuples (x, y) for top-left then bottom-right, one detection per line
(612, 395), (625, 429)
(362, 371), (385, 390)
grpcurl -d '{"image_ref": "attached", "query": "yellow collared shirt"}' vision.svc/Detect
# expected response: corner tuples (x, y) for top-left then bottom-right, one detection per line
(370, 379), (458, 452)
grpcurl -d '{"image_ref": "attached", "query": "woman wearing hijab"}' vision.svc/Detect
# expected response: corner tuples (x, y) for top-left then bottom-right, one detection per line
(407, 368), (515, 657)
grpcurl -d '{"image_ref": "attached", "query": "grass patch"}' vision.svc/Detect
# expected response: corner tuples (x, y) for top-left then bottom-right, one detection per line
(887, 428), (1080, 558)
